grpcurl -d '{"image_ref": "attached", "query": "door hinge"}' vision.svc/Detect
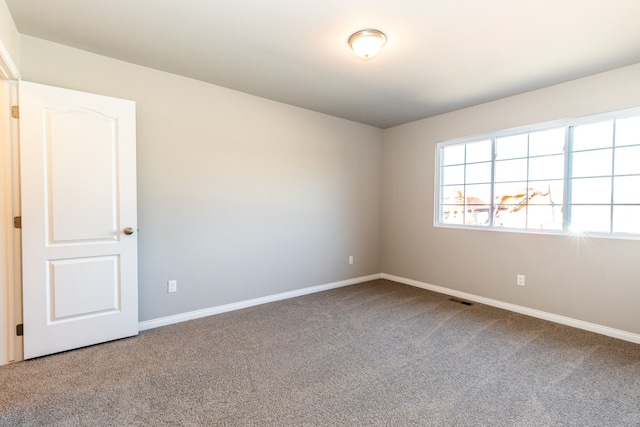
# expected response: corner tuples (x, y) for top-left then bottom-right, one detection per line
(11, 105), (19, 119)
(13, 216), (21, 229)
(16, 324), (23, 336)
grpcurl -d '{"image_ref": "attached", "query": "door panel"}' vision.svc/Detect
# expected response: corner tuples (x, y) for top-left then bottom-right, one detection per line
(20, 81), (138, 359)
(47, 108), (118, 243)
(49, 256), (120, 319)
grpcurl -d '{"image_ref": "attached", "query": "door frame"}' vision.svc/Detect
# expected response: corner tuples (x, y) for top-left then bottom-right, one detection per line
(0, 39), (22, 365)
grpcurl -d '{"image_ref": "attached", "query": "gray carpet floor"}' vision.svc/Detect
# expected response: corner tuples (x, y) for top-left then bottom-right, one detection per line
(1, 279), (639, 426)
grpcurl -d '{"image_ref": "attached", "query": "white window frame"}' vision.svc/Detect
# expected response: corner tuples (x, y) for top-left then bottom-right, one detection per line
(434, 106), (640, 239)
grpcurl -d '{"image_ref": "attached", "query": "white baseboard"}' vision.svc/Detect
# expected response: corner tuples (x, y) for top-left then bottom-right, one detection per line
(382, 273), (640, 345)
(139, 272), (640, 345)
(138, 273), (383, 332)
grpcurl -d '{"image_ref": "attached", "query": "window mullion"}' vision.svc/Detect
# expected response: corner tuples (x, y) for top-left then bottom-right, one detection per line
(564, 126), (573, 232)
(525, 133), (531, 229)
(490, 138), (496, 228)
(610, 120), (617, 233)
(463, 144), (467, 225)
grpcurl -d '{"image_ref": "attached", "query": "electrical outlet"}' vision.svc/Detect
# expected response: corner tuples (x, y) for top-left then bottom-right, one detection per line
(167, 280), (177, 293)
(349, 256), (354, 265)
(516, 274), (525, 286)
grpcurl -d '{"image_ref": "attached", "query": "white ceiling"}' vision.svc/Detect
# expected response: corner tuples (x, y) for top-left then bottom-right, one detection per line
(6, 0), (640, 128)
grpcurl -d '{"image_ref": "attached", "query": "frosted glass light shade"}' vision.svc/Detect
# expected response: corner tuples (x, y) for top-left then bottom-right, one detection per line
(349, 29), (386, 60)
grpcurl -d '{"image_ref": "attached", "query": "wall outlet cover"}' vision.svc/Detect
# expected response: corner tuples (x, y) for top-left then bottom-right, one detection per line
(167, 280), (177, 293)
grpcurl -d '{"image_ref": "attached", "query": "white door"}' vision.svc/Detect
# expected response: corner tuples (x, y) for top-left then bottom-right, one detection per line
(19, 81), (138, 359)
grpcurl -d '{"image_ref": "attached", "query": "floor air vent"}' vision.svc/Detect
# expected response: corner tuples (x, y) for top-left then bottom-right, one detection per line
(449, 298), (473, 306)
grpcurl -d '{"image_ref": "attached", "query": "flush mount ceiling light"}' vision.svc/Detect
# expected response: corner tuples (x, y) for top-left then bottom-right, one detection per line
(348, 29), (386, 60)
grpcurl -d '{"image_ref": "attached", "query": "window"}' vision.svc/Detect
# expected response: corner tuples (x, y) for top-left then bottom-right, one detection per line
(436, 108), (640, 237)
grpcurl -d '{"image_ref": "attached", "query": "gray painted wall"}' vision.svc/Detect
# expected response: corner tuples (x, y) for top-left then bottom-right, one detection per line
(382, 64), (640, 335)
(18, 35), (383, 322)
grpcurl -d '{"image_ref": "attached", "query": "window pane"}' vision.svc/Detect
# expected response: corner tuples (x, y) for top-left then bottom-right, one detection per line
(527, 182), (563, 230)
(465, 184), (491, 225)
(613, 206), (640, 234)
(442, 144), (465, 166)
(494, 183), (528, 205)
(465, 162), (491, 184)
(495, 158), (526, 182)
(573, 120), (613, 151)
(465, 184), (491, 207)
(496, 134), (528, 160)
(466, 140), (492, 163)
(528, 181), (564, 205)
(571, 177), (612, 204)
(571, 149), (612, 178)
(494, 182), (528, 228)
(613, 176), (640, 204)
(614, 146), (640, 175)
(495, 210), (527, 228)
(440, 186), (463, 224)
(529, 128), (564, 156)
(570, 205), (611, 233)
(529, 154), (564, 180)
(441, 185), (464, 204)
(441, 204), (464, 224)
(528, 205), (563, 230)
(495, 209), (527, 228)
(615, 116), (640, 147)
(442, 165), (465, 185)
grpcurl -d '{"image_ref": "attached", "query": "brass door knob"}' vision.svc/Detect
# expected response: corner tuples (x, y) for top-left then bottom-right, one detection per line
(124, 227), (135, 235)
